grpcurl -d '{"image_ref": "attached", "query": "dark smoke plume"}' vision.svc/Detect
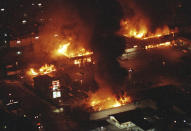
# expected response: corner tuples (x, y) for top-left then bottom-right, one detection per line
(63, 0), (128, 90)
(35, 0), (176, 91)
(75, 0), (128, 90)
(119, 0), (175, 31)
(35, 0), (128, 91)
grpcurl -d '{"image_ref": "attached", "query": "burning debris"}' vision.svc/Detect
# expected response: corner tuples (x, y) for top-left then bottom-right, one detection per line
(87, 88), (131, 111)
(27, 64), (56, 77)
(145, 42), (171, 50)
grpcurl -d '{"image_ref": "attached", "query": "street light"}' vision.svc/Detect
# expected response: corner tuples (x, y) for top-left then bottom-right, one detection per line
(0, 8), (5, 12)
(22, 20), (27, 24)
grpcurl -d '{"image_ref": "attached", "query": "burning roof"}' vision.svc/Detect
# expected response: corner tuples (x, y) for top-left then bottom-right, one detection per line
(54, 42), (93, 58)
(27, 64), (56, 77)
(120, 19), (173, 39)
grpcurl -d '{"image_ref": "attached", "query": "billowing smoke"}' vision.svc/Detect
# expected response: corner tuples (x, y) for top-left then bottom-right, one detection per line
(119, 0), (175, 32)
(32, 0), (93, 63)
(80, 0), (128, 90)
(33, 0), (128, 92)
(32, 0), (176, 92)
(133, 0), (175, 29)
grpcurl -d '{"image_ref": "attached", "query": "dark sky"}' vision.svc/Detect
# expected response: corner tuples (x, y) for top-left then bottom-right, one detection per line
(1, 0), (191, 28)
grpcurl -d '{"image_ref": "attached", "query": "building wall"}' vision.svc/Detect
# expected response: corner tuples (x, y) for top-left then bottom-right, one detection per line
(90, 99), (157, 121)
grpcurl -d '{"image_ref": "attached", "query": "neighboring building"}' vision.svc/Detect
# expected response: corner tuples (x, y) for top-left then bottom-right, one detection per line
(90, 99), (157, 121)
(89, 107), (157, 131)
(0, 46), (25, 79)
(9, 36), (38, 48)
(0, 35), (34, 79)
(33, 75), (62, 102)
(33, 75), (53, 98)
(0, 28), (10, 48)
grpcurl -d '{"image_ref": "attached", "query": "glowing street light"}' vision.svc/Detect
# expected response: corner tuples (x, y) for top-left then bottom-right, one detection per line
(22, 20), (27, 24)
(1, 8), (5, 12)
(38, 3), (42, 7)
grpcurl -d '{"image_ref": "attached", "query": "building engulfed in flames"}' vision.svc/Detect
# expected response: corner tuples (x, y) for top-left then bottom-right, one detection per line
(56, 42), (93, 58)
(25, 24), (176, 112)
(27, 64), (56, 77)
(27, 40), (94, 78)
(25, 40), (95, 106)
(89, 96), (131, 111)
(119, 18), (178, 52)
(120, 19), (176, 40)
(22, 12), (179, 112)
(87, 88), (131, 111)
(54, 41), (94, 66)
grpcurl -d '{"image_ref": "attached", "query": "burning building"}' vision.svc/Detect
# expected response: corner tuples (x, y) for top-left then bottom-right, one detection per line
(54, 42), (94, 67)
(3, 0), (191, 131)
(27, 64), (56, 77)
(86, 87), (131, 112)
(14, 0), (183, 114)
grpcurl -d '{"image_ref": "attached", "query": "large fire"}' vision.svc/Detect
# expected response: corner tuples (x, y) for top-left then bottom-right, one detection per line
(87, 88), (131, 111)
(57, 42), (71, 56)
(27, 64), (56, 77)
(55, 42), (93, 58)
(120, 19), (148, 39)
(54, 41), (94, 66)
(120, 19), (174, 39)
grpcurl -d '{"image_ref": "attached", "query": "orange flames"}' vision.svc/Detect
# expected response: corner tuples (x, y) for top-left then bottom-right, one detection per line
(143, 26), (171, 39)
(55, 42), (93, 58)
(120, 19), (148, 39)
(54, 41), (94, 66)
(88, 88), (131, 111)
(27, 64), (56, 77)
(120, 19), (173, 39)
(57, 42), (71, 56)
(145, 42), (171, 50)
